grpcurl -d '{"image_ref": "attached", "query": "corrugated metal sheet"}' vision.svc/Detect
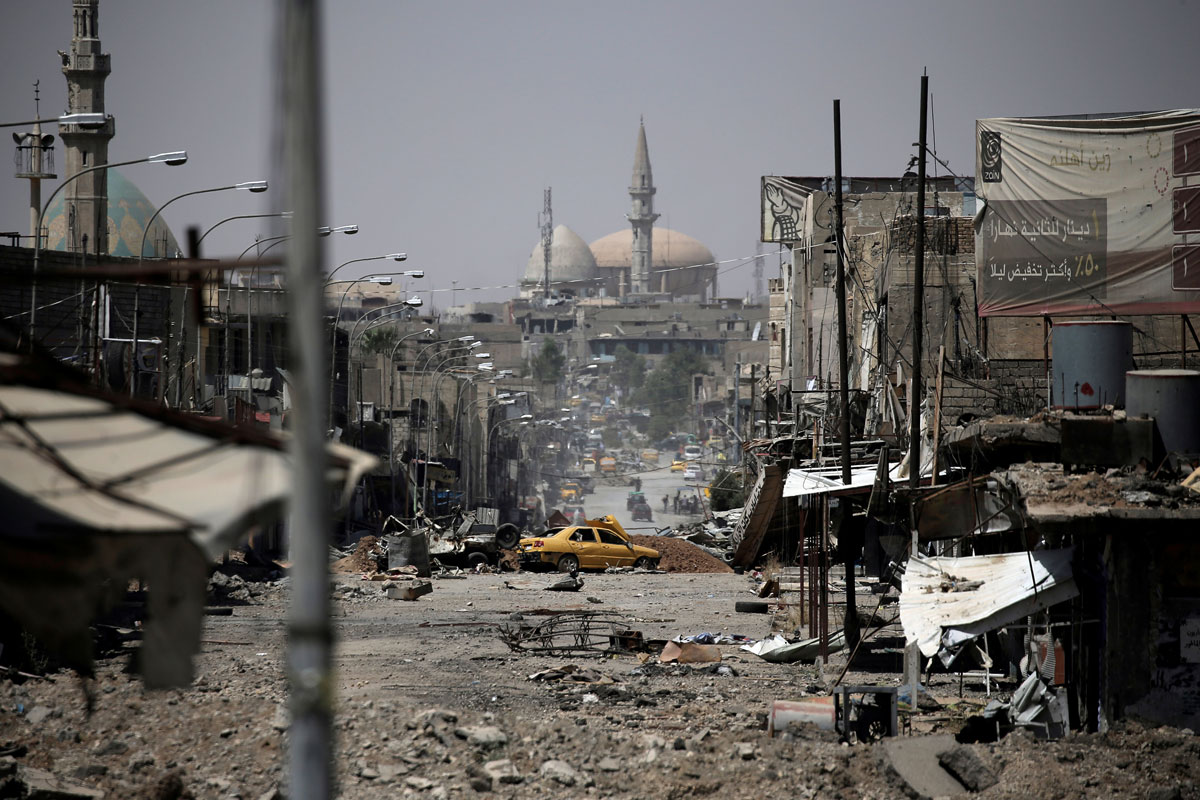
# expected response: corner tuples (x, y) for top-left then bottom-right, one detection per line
(900, 548), (1078, 659)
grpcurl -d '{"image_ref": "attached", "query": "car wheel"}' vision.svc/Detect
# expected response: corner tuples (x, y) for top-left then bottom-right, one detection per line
(634, 557), (657, 570)
(467, 551), (489, 568)
(495, 524), (520, 551)
(557, 554), (580, 573)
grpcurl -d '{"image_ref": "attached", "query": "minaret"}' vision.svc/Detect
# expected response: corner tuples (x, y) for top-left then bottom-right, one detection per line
(627, 118), (659, 295)
(58, 0), (114, 256)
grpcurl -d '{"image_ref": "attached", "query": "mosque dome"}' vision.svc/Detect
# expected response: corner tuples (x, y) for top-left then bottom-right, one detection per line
(522, 224), (597, 287)
(42, 168), (180, 258)
(590, 227), (716, 296)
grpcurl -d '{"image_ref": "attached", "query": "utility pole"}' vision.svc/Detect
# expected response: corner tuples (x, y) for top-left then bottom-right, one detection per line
(282, 0), (333, 797)
(832, 99), (858, 651)
(903, 71), (930, 712)
(733, 355), (741, 463)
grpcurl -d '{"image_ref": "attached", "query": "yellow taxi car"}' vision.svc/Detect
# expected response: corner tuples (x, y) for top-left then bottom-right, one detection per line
(518, 515), (659, 573)
(669, 460), (687, 472)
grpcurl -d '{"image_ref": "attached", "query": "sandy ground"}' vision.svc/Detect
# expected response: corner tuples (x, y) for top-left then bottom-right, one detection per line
(3, 566), (1200, 800)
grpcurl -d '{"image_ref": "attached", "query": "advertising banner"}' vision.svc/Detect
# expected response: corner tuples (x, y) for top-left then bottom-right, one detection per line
(761, 176), (811, 243)
(976, 110), (1200, 316)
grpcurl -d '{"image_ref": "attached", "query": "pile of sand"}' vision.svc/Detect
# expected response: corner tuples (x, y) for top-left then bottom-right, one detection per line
(331, 535), (381, 574)
(629, 535), (732, 573)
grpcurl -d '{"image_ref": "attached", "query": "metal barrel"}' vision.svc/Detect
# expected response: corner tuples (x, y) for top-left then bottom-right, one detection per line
(1053, 320), (1133, 409)
(1126, 369), (1200, 457)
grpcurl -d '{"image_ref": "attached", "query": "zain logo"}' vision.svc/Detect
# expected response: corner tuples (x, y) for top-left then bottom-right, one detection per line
(981, 131), (1002, 183)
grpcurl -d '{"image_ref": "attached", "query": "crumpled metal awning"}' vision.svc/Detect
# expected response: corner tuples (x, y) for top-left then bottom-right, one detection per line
(0, 352), (374, 687)
(899, 548), (1078, 662)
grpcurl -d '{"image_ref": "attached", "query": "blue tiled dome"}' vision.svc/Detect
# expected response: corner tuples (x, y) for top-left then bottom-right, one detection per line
(42, 168), (180, 258)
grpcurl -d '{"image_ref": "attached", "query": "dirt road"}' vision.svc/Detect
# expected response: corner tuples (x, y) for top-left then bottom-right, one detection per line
(3, 568), (1199, 799)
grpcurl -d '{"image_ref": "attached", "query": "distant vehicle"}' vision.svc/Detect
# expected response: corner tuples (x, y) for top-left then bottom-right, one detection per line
(630, 500), (654, 522)
(684, 465), (705, 482)
(562, 505), (587, 526)
(626, 490), (645, 510)
(517, 515), (659, 572)
(599, 456), (617, 474)
(683, 444), (703, 461)
(581, 457), (597, 472)
(669, 460), (687, 472)
(560, 482), (583, 503)
(641, 448), (660, 465)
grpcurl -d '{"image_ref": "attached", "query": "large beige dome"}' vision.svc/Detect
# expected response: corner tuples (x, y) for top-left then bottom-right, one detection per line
(523, 224), (597, 286)
(590, 227), (716, 297)
(590, 227), (714, 271)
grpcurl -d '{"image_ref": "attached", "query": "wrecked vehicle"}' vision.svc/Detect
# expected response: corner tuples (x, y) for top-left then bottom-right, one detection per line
(422, 507), (521, 568)
(517, 515), (659, 572)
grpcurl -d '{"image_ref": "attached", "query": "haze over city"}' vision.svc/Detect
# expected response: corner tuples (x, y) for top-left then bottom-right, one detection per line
(3, 1), (1197, 301)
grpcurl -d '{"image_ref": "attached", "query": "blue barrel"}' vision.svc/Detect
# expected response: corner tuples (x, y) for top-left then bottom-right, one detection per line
(1053, 321), (1133, 409)
(1126, 369), (1200, 456)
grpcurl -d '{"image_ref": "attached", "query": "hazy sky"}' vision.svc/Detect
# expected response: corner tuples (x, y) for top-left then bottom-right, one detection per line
(3, 1), (1198, 305)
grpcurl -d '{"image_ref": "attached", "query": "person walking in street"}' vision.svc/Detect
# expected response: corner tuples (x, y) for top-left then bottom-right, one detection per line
(662, 495), (669, 513)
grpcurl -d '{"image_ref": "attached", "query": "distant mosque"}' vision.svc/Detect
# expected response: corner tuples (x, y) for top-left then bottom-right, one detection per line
(16, 1), (180, 259)
(520, 122), (717, 302)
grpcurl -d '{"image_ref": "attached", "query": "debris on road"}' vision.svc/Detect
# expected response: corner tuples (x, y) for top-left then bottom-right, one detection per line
(499, 611), (636, 657)
(385, 580), (433, 601)
(659, 641), (721, 663)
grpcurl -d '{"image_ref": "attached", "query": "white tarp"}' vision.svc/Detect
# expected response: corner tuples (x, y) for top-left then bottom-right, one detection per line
(900, 548), (1078, 659)
(976, 109), (1200, 316)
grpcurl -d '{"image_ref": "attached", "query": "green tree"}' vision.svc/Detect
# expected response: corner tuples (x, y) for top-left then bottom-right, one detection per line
(530, 337), (565, 384)
(610, 345), (646, 397)
(359, 326), (399, 357)
(637, 349), (710, 440)
(709, 468), (747, 511)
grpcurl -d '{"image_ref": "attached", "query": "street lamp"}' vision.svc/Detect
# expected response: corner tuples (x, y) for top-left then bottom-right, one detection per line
(1, 112), (107, 129)
(386, 327), (435, 508)
(138, 180), (268, 261)
(30, 149), (187, 338)
(132, 178), (266, 398)
(327, 271), (424, 428)
(196, 211), (292, 250)
(326, 254), (412, 283)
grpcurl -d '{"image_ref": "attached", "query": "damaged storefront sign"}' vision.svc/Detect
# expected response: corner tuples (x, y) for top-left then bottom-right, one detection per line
(899, 548), (1079, 665)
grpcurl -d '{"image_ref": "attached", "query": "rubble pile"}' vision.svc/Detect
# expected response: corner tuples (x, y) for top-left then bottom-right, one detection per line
(628, 535), (732, 573)
(330, 536), (383, 574)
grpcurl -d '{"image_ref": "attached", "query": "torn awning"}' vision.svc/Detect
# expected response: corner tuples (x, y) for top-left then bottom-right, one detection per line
(899, 548), (1078, 661)
(0, 352), (374, 687)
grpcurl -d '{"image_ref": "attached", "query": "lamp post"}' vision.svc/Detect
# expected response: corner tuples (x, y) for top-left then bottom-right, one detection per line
(387, 327), (435, 509)
(29, 149), (187, 342)
(339, 296), (423, 443)
(403, 337), (476, 516)
(196, 211), (292, 250)
(135, 180), (267, 399)
(486, 413), (533, 512)
(425, 351), (490, 463)
(225, 224), (356, 415)
(139, 181), (268, 262)
(0, 112), (107, 129)
(326, 269), (423, 428)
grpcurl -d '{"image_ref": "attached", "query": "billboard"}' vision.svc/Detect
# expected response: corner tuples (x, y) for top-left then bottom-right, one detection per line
(761, 176), (810, 243)
(976, 110), (1200, 316)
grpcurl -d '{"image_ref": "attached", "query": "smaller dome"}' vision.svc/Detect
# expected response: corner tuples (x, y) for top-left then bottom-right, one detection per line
(523, 224), (597, 286)
(42, 168), (180, 258)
